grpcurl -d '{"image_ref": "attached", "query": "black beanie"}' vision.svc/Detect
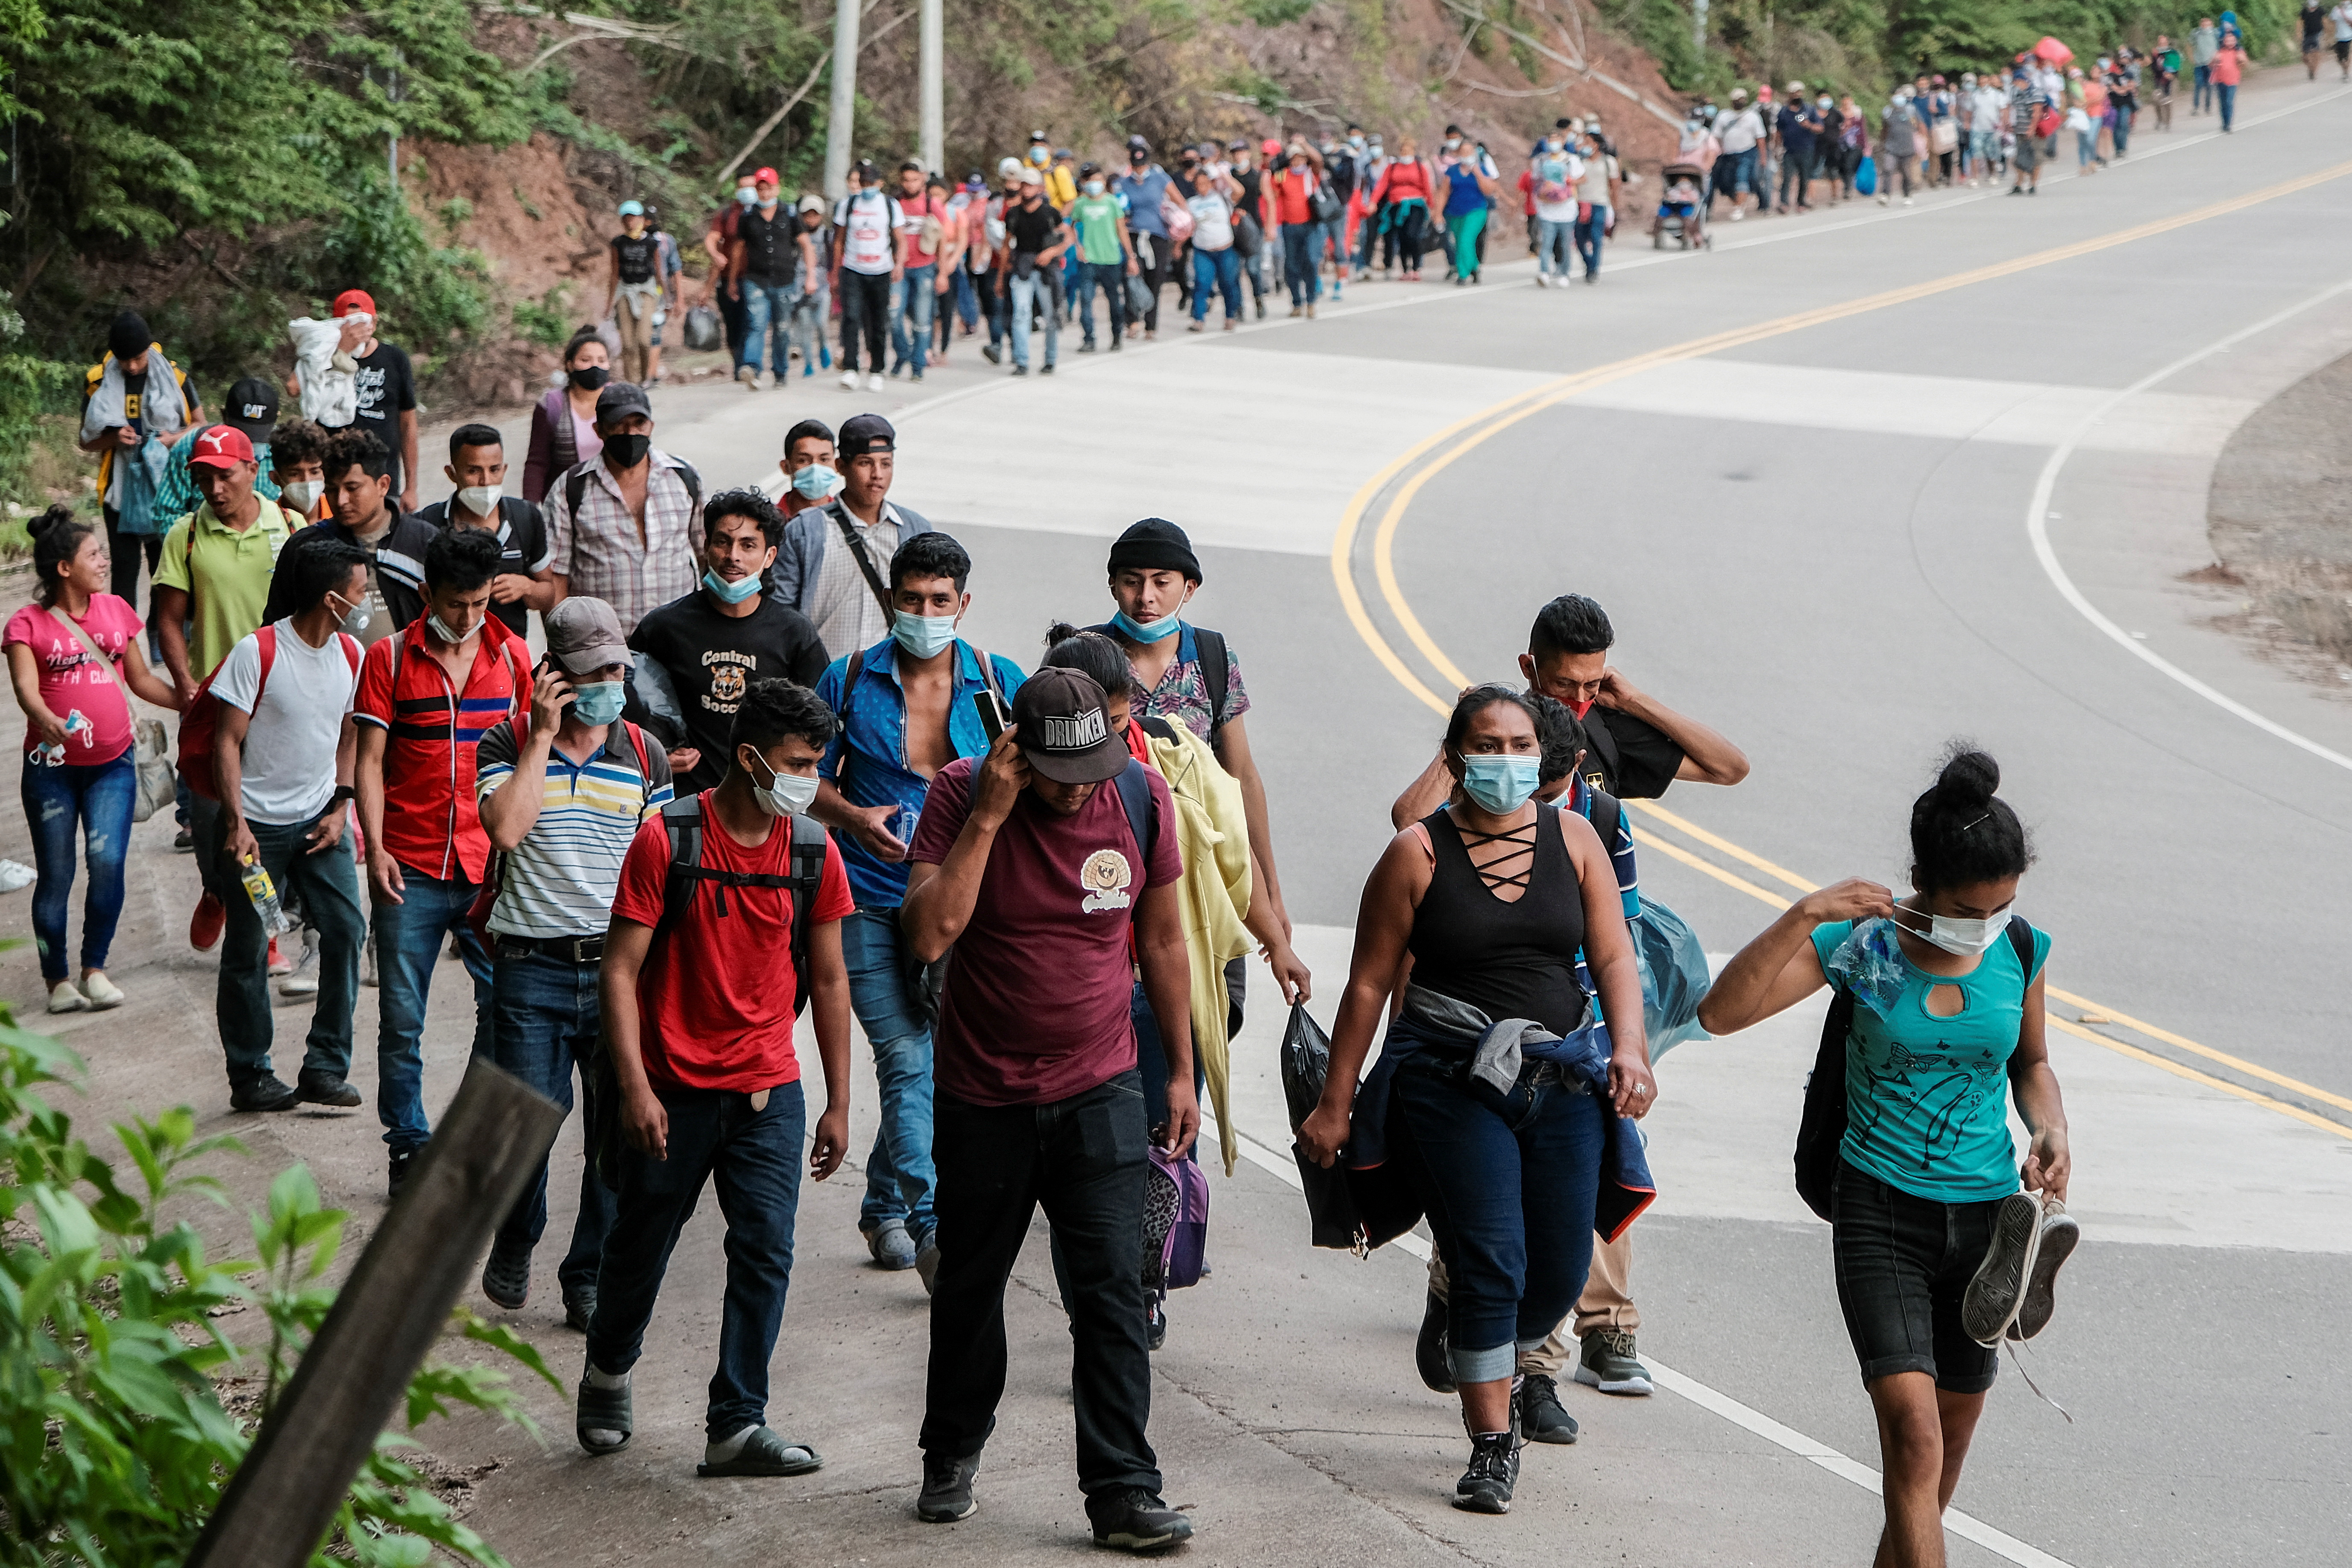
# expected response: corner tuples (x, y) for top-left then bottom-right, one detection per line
(108, 310), (151, 362)
(1106, 517), (1201, 582)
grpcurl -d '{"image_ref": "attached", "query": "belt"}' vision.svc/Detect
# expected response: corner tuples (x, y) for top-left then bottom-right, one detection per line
(498, 932), (606, 964)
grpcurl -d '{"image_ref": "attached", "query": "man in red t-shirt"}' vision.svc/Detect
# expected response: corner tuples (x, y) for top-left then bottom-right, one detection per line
(899, 667), (1197, 1550)
(578, 677), (854, 1478)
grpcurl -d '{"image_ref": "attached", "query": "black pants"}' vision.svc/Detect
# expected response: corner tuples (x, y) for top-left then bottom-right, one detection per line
(922, 1071), (1161, 1501)
(102, 507), (162, 612)
(1127, 230), (1170, 332)
(839, 269), (892, 372)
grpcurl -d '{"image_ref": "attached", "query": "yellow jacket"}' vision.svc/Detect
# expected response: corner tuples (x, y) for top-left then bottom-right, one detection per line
(1141, 718), (1254, 1174)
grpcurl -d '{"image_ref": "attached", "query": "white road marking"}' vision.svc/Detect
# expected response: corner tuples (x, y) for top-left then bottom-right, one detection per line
(1199, 1108), (2080, 1568)
(2027, 275), (2352, 774)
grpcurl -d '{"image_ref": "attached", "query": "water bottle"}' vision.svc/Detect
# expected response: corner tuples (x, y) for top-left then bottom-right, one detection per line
(238, 856), (293, 935)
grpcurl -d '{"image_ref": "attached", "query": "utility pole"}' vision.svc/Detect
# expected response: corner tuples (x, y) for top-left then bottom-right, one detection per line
(1693, 0), (1707, 56)
(824, 0), (861, 198)
(920, 0), (943, 176)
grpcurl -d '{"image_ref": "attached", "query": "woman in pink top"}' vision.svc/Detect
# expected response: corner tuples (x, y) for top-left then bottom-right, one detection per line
(2212, 29), (2246, 130)
(522, 327), (611, 503)
(3, 507), (180, 1013)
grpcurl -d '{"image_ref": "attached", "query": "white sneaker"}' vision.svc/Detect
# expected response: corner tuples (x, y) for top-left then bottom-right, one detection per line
(867, 372), (885, 392)
(1731, 206), (1746, 221)
(361, 926), (379, 988)
(47, 979), (87, 1014)
(839, 370), (859, 390)
(0, 858), (33, 892)
(79, 970), (124, 1010)
(1534, 273), (1549, 288)
(281, 930), (322, 997)
(736, 364), (758, 390)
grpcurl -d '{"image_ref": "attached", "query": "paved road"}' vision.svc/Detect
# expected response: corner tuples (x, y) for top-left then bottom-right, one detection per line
(15, 64), (2349, 1568)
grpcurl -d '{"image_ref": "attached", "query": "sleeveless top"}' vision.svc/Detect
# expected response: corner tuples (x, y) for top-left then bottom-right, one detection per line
(1407, 804), (1587, 1035)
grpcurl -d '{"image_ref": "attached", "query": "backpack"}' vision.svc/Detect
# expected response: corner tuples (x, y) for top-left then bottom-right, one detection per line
(654, 795), (831, 1016)
(1534, 155), (1575, 205)
(1086, 623), (1232, 738)
(563, 454), (703, 532)
(464, 715), (651, 950)
(178, 624), (362, 800)
(1794, 917), (2038, 1222)
(1141, 1144), (1209, 1301)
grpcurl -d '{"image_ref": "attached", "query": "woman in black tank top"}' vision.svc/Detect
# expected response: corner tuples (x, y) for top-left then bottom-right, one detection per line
(1299, 685), (1655, 1515)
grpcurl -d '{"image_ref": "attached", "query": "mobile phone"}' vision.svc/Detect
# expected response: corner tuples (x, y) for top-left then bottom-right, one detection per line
(972, 689), (1007, 742)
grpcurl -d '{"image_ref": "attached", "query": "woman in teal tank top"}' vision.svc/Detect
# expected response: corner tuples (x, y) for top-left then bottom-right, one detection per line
(1699, 747), (2075, 1568)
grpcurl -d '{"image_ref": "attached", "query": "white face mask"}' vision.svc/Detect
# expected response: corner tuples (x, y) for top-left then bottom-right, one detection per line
(748, 752), (819, 818)
(425, 610), (472, 645)
(1899, 904), (2014, 956)
(456, 484), (500, 517)
(327, 590), (370, 639)
(280, 478), (325, 513)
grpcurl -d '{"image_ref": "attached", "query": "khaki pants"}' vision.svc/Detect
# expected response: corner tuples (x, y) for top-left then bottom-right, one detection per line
(1427, 1227), (1639, 1376)
(614, 295), (656, 385)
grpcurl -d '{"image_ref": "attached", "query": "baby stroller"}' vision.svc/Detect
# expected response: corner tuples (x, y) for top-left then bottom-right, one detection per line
(1651, 163), (1712, 250)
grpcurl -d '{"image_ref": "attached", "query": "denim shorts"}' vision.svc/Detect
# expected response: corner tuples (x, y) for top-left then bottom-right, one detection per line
(1830, 1159), (2002, 1394)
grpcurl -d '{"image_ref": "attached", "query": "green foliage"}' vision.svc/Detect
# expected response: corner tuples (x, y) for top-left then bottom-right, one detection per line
(317, 183), (496, 372)
(0, 991), (555, 1566)
(1238, 0), (1316, 24)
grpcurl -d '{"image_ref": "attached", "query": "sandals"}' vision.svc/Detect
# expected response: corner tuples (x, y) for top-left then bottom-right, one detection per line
(697, 1426), (823, 1478)
(575, 1377), (632, 1456)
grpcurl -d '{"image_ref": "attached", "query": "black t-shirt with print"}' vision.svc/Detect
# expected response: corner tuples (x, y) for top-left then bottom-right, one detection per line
(612, 232), (661, 284)
(1004, 199), (1063, 258)
(1579, 705), (1685, 801)
(342, 340), (417, 492)
(626, 589), (830, 793)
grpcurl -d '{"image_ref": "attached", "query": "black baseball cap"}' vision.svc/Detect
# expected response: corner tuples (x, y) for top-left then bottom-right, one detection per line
(1012, 667), (1128, 784)
(223, 376), (280, 443)
(839, 413), (895, 457)
(595, 381), (652, 424)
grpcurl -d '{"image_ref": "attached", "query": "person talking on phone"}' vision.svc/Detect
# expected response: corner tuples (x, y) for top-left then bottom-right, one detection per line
(899, 666), (1199, 1551)
(809, 529), (1024, 1284)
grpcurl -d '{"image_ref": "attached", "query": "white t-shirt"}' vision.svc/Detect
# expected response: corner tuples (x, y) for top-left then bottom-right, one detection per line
(1186, 192), (1235, 251)
(2334, 3), (2352, 40)
(1717, 108), (1764, 154)
(833, 191), (904, 275)
(209, 621), (359, 826)
(1575, 153), (1617, 205)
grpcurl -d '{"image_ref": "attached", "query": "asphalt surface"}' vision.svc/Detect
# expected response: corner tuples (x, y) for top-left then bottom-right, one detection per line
(12, 62), (2349, 1568)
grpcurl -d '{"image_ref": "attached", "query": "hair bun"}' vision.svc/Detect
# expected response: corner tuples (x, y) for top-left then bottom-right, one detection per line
(1043, 621), (1083, 647)
(1932, 748), (2000, 811)
(28, 504), (74, 540)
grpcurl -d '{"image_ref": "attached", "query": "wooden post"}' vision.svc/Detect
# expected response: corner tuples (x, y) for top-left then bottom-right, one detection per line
(187, 1060), (565, 1568)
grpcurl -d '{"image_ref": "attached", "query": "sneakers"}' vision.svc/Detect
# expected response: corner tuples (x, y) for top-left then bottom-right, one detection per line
(1534, 273), (1549, 288)
(915, 1235), (940, 1295)
(1146, 1295), (1168, 1351)
(78, 971), (124, 1010)
(839, 370), (859, 390)
(1453, 1429), (1520, 1514)
(1575, 1328), (1654, 1396)
(46, 979), (86, 1014)
(916, 1451), (981, 1522)
(295, 1071), (361, 1108)
(1088, 1487), (1194, 1550)
(982, 343), (1003, 364)
(1516, 1372), (1579, 1444)
(229, 1075), (300, 1113)
(267, 937), (292, 976)
(1010, 365), (1029, 377)
(361, 925), (378, 988)
(1964, 1190), (2048, 1345)
(1040, 363), (1055, 375)
(867, 372), (885, 392)
(190, 891), (226, 952)
(867, 1219), (919, 1270)
(481, 1243), (532, 1310)
(387, 1147), (416, 1198)
(2011, 1199), (2080, 1342)
(563, 1284), (598, 1333)
(173, 826), (196, 852)
(736, 364), (759, 390)
(1415, 1289), (1455, 1392)
(280, 930), (321, 996)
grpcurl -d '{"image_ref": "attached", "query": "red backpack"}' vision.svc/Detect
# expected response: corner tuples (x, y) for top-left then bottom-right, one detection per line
(178, 624), (362, 800)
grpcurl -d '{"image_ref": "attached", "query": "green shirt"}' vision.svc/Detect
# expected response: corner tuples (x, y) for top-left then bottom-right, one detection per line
(153, 500), (297, 680)
(1070, 194), (1127, 266)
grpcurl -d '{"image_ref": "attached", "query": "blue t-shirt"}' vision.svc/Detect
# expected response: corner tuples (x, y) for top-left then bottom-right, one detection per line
(1443, 162), (1487, 217)
(1116, 167), (1174, 238)
(1809, 916), (2052, 1203)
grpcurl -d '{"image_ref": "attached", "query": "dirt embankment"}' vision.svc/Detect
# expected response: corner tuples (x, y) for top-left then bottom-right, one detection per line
(2203, 348), (2352, 695)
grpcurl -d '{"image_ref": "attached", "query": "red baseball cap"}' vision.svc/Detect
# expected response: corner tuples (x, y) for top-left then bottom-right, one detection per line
(188, 425), (255, 470)
(751, 166), (780, 185)
(332, 288), (376, 318)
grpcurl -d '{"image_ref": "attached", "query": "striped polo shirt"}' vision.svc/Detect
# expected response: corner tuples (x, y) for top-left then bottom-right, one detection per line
(352, 616), (526, 884)
(476, 720), (673, 940)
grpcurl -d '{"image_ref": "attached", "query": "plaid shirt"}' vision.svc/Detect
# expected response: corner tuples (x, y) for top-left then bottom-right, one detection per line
(544, 450), (701, 631)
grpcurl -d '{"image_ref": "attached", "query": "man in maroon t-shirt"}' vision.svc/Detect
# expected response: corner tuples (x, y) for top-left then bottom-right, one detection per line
(577, 678), (856, 1480)
(900, 666), (1197, 1552)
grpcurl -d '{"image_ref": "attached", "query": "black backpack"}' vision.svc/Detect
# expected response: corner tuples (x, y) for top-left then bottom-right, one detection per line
(1794, 917), (2038, 1221)
(651, 795), (830, 1016)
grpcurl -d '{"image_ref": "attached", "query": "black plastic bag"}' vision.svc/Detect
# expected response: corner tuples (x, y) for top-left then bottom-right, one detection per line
(1280, 1003), (1364, 1250)
(682, 304), (722, 352)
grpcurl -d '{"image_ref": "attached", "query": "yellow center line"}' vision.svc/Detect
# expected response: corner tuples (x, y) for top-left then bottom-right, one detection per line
(1334, 160), (2352, 1137)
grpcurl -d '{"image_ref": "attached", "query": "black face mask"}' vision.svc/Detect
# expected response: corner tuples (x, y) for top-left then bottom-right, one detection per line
(603, 431), (651, 469)
(569, 365), (610, 391)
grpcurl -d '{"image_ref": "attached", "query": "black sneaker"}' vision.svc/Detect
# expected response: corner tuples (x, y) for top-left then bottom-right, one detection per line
(1964, 1191), (2046, 1345)
(295, 1072), (361, 1108)
(229, 1076), (299, 1113)
(2009, 1199), (2080, 1341)
(1041, 363), (1055, 375)
(1415, 1289), (1455, 1393)
(387, 1147), (417, 1198)
(1011, 365), (1029, 377)
(1516, 1372), (1578, 1444)
(916, 1451), (980, 1522)
(1146, 1295), (1168, 1351)
(563, 1284), (598, 1333)
(481, 1243), (531, 1310)
(1452, 1430), (1519, 1514)
(981, 343), (1003, 365)
(1088, 1487), (1194, 1551)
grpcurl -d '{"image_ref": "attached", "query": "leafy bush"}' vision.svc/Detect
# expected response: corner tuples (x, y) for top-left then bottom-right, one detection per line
(0, 1001), (555, 1566)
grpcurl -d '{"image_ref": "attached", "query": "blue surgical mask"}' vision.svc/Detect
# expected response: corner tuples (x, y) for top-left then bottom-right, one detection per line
(1111, 607), (1181, 644)
(892, 610), (959, 660)
(1460, 755), (1543, 815)
(571, 680), (625, 726)
(790, 463), (841, 500)
(703, 568), (762, 604)
(736, 187), (757, 207)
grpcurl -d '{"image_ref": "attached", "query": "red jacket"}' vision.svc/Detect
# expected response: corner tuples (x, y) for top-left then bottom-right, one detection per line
(353, 614), (527, 884)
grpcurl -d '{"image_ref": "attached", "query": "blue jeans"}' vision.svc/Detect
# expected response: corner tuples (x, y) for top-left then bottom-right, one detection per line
(1280, 222), (1321, 306)
(788, 282), (829, 374)
(2194, 63), (2213, 112)
(1075, 260), (1127, 345)
(487, 947), (616, 1295)
(1189, 245), (1242, 321)
(951, 267), (980, 329)
(212, 807), (364, 1087)
(2217, 82), (2237, 130)
(2112, 107), (2132, 156)
(737, 279), (795, 379)
(1574, 205), (1610, 278)
(1318, 213), (1350, 281)
(890, 264), (936, 374)
(21, 751), (133, 983)
(840, 907), (936, 1241)
(1394, 1058), (1605, 1384)
(1534, 217), (1575, 278)
(1008, 269), (1057, 369)
(588, 1080), (806, 1440)
(371, 870), (494, 1154)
